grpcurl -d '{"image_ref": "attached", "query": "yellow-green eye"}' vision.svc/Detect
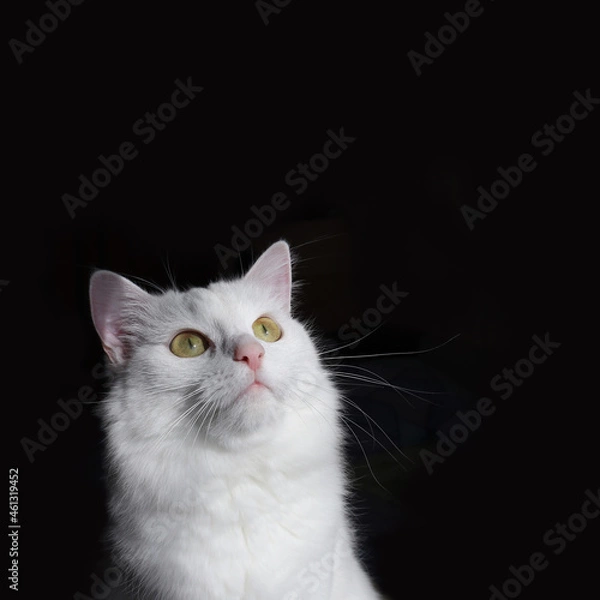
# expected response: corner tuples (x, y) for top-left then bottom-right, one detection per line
(169, 331), (208, 358)
(252, 317), (282, 342)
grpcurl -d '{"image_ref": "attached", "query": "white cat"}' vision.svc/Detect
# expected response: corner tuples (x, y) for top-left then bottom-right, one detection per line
(89, 241), (385, 600)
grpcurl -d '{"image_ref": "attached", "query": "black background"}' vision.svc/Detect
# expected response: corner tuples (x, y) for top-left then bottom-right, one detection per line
(4, 1), (598, 598)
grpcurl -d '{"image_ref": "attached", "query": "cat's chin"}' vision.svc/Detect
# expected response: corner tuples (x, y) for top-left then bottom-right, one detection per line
(201, 386), (283, 449)
(235, 380), (270, 401)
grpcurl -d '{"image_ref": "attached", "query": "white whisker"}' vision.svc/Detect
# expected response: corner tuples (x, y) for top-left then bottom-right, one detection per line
(321, 332), (461, 360)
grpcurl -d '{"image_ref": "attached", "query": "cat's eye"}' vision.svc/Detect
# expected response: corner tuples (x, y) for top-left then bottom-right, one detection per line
(252, 317), (282, 342)
(169, 331), (208, 358)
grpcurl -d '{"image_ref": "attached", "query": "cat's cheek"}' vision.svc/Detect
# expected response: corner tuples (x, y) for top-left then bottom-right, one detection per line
(294, 371), (319, 396)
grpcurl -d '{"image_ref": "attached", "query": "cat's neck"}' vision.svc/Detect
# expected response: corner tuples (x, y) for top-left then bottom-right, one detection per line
(108, 398), (344, 503)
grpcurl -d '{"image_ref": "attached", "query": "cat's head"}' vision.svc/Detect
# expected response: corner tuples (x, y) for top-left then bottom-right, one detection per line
(89, 241), (328, 449)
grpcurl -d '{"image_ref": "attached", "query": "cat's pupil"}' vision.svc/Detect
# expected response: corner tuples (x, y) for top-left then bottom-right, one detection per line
(188, 338), (195, 348)
(262, 324), (268, 335)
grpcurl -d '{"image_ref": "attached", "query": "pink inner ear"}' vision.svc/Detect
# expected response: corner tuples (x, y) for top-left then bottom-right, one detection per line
(89, 271), (149, 364)
(244, 241), (292, 312)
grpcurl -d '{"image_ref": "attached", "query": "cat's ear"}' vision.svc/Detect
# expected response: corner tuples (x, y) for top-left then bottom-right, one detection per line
(89, 270), (152, 364)
(244, 241), (292, 313)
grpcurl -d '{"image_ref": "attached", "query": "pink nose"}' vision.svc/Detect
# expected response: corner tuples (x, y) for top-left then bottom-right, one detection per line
(234, 339), (264, 371)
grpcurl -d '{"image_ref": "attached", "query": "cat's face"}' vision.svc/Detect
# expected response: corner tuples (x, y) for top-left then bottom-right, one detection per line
(90, 242), (324, 448)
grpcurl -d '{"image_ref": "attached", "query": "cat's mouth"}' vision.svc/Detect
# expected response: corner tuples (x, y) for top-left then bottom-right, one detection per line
(236, 376), (270, 400)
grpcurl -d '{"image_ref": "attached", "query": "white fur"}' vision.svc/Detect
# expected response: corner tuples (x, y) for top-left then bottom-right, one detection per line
(91, 242), (383, 600)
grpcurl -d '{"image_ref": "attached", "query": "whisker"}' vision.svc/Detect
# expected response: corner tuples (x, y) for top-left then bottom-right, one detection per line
(183, 400), (213, 446)
(335, 367), (416, 408)
(196, 393), (221, 443)
(147, 387), (208, 422)
(321, 333), (461, 361)
(289, 375), (387, 489)
(238, 250), (245, 276)
(344, 420), (390, 494)
(336, 371), (442, 407)
(120, 273), (165, 294)
(154, 396), (205, 447)
(290, 233), (347, 253)
(286, 375), (412, 467)
(334, 364), (445, 395)
(339, 413), (407, 472)
(162, 253), (178, 290)
(316, 322), (388, 357)
(204, 401), (220, 441)
(337, 395), (414, 465)
(334, 371), (437, 408)
(284, 385), (338, 436)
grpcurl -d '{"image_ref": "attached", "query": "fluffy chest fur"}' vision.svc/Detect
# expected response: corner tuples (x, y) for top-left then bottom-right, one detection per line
(109, 401), (348, 599)
(90, 242), (383, 600)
